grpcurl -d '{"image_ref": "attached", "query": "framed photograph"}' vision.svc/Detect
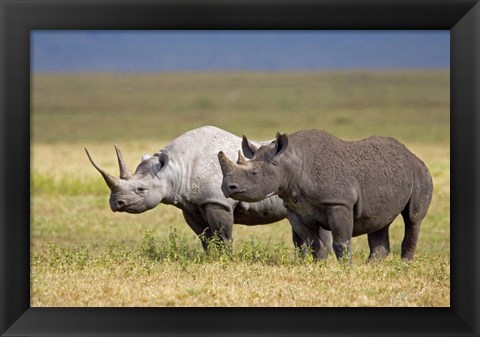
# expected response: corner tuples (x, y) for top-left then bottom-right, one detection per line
(1, 1), (478, 336)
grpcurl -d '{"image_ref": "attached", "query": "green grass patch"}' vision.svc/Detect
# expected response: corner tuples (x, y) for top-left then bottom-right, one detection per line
(32, 172), (107, 196)
(32, 70), (449, 145)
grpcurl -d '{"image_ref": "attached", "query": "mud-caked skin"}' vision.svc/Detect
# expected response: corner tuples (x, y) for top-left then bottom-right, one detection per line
(85, 126), (333, 252)
(218, 129), (433, 261)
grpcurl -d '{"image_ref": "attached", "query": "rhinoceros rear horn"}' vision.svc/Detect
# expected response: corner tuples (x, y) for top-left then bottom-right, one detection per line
(114, 144), (133, 180)
(218, 151), (236, 176)
(236, 150), (247, 165)
(85, 148), (118, 189)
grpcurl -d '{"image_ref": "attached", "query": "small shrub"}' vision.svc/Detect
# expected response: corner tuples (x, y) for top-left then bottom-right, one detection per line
(42, 242), (90, 270)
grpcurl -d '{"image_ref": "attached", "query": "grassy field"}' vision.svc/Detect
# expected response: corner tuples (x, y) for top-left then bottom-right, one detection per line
(31, 70), (450, 307)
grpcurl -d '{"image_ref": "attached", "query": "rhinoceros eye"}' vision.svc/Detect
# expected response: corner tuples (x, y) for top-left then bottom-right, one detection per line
(136, 187), (147, 194)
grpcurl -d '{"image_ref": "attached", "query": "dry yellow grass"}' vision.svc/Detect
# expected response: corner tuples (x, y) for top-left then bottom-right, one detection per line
(30, 141), (450, 307)
(31, 256), (449, 307)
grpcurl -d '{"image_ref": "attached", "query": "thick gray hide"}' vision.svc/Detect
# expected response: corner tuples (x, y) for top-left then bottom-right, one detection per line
(86, 126), (333, 252)
(219, 129), (433, 261)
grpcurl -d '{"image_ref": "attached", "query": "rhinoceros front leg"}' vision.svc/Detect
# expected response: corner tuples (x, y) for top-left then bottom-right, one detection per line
(319, 228), (334, 254)
(287, 210), (328, 261)
(182, 210), (213, 251)
(292, 227), (333, 258)
(326, 205), (353, 261)
(292, 229), (304, 248)
(291, 228), (307, 257)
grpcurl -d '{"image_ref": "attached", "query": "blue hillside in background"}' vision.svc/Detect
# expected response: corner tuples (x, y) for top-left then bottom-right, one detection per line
(32, 30), (449, 72)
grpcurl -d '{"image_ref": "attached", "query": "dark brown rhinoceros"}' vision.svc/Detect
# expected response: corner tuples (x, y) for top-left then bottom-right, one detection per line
(218, 129), (433, 261)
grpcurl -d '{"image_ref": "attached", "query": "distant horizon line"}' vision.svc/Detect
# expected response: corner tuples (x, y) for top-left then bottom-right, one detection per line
(32, 67), (450, 74)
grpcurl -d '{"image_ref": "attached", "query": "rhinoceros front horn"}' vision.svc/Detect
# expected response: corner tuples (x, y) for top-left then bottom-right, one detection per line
(85, 148), (118, 190)
(114, 144), (133, 180)
(218, 151), (236, 176)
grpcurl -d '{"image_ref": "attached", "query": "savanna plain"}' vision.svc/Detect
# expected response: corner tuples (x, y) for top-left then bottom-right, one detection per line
(31, 71), (450, 306)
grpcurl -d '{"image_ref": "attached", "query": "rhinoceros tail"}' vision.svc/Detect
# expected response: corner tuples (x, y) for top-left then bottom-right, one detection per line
(400, 158), (433, 260)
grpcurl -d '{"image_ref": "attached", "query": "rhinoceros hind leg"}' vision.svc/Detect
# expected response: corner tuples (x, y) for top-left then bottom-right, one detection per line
(182, 210), (213, 251)
(367, 225), (391, 262)
(400, 209), (421, 261)
(204, 203), (234, 251)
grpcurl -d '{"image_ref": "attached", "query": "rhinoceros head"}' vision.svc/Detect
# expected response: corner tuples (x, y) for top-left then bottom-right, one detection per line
(85, 145), (171, 213)
(218, 132), (289, 202)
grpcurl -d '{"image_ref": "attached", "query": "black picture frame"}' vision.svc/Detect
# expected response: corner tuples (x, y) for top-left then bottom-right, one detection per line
(1, 1), (478, 336)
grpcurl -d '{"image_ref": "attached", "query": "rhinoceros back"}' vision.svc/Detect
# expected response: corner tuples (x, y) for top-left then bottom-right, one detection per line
(286, 129), (431, 231)
(162, 126), (247, 204)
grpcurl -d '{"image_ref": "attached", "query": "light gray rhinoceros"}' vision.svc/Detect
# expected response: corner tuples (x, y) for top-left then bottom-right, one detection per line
(218, 129), (433, 261)
(85, 126), (333, 252)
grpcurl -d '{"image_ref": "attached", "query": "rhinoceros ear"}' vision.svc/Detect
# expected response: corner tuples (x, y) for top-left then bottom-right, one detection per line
(274, 132), (289, 156)
(242, 135), (258, 159)
(156, 151), (169, 173)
